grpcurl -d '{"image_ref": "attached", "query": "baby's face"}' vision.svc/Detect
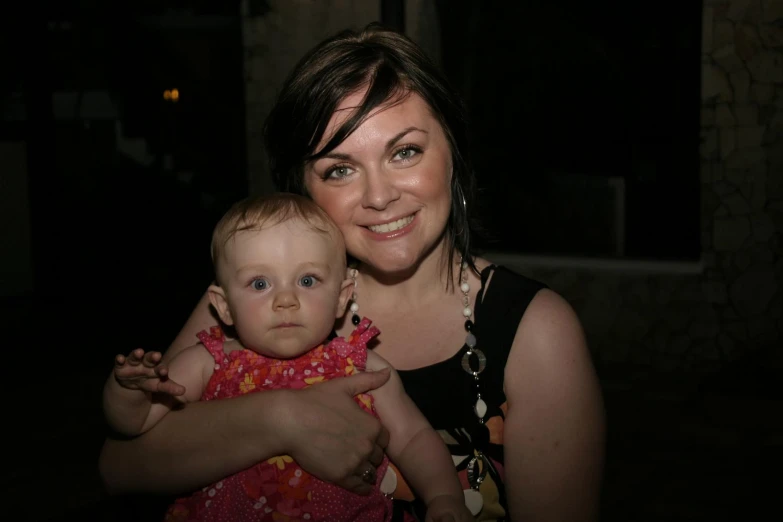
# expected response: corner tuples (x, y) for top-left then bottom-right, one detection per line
(218, 218), (350, 358)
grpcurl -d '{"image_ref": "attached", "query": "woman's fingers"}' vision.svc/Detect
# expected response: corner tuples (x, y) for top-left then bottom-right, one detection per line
(375, 424), (390, 450)
(368, 442), (385, 468)
(338, 473), (374, 496)
(357, 462), (376, 484)
(342, 367), (391, 396)
(278, 372), (392, 490)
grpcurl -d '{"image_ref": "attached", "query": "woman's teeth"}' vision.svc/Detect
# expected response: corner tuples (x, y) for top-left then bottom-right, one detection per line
(368, 215), (414, 233)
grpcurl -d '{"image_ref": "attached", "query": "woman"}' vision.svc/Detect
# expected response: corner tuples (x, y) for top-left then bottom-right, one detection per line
(100, 23), (605, 521)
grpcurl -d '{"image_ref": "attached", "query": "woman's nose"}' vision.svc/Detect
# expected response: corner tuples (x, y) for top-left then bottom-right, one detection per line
(361, 168), (401, 211)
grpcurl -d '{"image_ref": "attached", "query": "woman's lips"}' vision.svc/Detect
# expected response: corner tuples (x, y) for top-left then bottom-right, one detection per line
(366, 214), (415, 234)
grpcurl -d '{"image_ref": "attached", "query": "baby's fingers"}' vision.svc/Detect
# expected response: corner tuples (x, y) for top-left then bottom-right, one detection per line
(125, 348), (147, 366)
(142, 351), (163, 368)
(157, 379), (187, 397)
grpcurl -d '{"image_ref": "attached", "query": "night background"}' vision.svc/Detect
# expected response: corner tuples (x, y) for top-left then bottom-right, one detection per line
(1, 1), (781, 520)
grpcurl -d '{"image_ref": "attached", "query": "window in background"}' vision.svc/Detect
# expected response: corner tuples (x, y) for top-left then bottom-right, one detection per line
(435, 0), (702, 261)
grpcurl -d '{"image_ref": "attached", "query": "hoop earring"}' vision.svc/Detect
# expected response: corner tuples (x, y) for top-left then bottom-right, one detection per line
(455, 181), (467, 212)
(454, 181), (468, 237)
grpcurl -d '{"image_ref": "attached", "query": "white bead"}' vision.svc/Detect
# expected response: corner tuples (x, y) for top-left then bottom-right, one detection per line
(463, 489), (483, 515)
(474, 398), (487, 418)
(350, 302), (359, 312)
(460, 282), (470, 293)
(463, 307), (472, 317)
(379, 467), (397, 495)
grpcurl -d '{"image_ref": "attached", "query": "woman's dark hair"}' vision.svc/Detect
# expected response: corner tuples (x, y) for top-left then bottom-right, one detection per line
(264, 22), (480, 283)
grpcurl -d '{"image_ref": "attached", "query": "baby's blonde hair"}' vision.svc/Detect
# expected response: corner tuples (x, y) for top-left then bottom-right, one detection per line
(211, 193), (344, 284)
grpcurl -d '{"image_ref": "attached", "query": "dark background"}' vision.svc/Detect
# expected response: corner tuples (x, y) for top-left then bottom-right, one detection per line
(437, 1), (701, 261)
(2, 4), (248, 519)
(2, 0), (704, 353)
(2, 1), (779, 521)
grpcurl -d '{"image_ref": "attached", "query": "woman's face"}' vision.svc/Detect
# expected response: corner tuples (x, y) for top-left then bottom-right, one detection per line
(304, 91), (453, 275)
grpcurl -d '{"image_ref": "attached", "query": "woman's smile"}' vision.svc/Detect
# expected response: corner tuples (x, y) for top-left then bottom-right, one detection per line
(365, 213), (416, 236)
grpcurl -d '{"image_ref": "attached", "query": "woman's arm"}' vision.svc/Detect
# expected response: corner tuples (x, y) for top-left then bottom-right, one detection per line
(99, 291), (392, 496)
(503, 289), (606, 522)
(164, 291), (217, 362)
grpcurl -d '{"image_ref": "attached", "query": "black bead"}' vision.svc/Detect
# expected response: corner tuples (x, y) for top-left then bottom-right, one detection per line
(471, 422), (490, 451)
(464, 319), (474, 331)
(352, 314), (361, 325)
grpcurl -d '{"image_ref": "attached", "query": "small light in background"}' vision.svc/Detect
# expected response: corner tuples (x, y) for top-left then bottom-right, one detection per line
(163, 89), (180, 102)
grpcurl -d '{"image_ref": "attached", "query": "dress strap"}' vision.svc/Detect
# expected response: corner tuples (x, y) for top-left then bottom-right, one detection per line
(472, 265), (548, 401)
(196, 325), (229, 367)
(473, 264), (496, 320)
(327, 317), (381, 370)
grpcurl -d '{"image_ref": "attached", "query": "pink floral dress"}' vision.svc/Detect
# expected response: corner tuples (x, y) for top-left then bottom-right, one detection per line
(163, 318), (392, 522)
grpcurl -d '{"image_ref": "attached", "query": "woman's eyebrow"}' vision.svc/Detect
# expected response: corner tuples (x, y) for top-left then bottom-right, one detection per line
(319, 127), (428, 161)
(320, 151), (352, 161)
(386, 126), (427, 149)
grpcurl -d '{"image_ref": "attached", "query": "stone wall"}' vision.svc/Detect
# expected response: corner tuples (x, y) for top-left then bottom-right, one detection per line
(242, 0), (782, 376)
(517, 0), (782, 376)
(241, 0), (380, 195)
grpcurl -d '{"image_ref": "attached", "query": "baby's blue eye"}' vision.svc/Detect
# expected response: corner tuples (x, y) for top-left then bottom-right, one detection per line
(300, 276), (316, 287)
(251, 279), (268, 290)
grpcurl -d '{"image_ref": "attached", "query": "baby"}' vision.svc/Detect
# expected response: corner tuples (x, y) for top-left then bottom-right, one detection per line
(102, 193), (472, 522)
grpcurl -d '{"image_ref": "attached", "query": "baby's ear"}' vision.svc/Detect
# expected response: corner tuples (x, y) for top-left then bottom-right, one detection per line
(335, 277), (354, 319)
(208, 285), (234, 325)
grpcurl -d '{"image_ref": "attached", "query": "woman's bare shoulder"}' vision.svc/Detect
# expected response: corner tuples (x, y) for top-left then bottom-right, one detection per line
(515, 287), (587, 359)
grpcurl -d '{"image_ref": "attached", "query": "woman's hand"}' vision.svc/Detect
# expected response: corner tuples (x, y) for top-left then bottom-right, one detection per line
(276, 368), (391, 495)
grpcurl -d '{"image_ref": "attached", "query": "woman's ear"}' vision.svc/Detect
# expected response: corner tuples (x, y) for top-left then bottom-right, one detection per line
(208, 284), (234, 325)
(335, 277), (355, 319)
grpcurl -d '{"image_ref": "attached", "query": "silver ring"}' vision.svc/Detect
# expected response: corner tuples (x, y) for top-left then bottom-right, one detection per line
(360, 466), (376, 484)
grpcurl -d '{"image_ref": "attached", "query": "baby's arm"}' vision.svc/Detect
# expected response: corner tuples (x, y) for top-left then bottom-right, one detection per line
(103, 345), (213, 436)
(366, 352), (472, 522)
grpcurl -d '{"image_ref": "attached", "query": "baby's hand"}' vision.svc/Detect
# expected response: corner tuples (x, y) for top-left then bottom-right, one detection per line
(113, 348), (186, 397)
(425, 494), (474, 522)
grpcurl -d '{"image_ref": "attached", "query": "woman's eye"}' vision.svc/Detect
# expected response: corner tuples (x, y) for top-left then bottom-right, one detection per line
(251, 279), (268, 290)
(324, 165), (354, 180)
(299, 275), (317, 287)
(393, 146), (420, 161)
